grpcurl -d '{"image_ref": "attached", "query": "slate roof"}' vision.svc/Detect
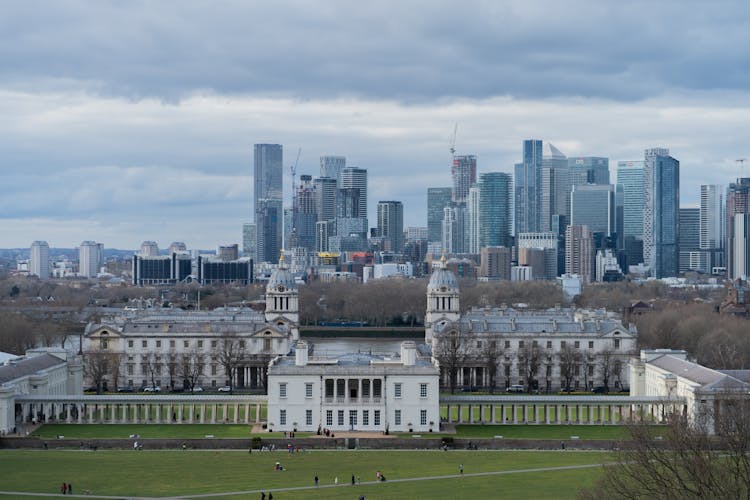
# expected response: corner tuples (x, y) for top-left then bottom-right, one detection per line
(0, 354), (66, 385)
(649, 355), (750, 392)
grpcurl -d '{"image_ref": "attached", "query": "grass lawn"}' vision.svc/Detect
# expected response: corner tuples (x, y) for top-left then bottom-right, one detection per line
(0, 449), (610, 498)
(33, 424), (310, 439)
(448, 424), (631, 440)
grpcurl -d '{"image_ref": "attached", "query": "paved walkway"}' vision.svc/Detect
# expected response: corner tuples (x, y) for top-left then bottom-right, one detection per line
(0, 461), (610, 499)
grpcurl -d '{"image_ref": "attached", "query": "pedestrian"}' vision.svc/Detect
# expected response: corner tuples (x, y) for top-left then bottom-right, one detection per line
(182, 443), (187, 451)
(61, 482), (67, 495)
(260, 493), (265, 500)
(561, 441), (566, 450)
(352, 474), (355, 485)
(68, 484), (72, 495)
(459, 463), (464, 475)
(334, 476), (339, 485)
(268, 493), (273, 500)
(314, 474), (319, 486)
(357, 475), (361, 485)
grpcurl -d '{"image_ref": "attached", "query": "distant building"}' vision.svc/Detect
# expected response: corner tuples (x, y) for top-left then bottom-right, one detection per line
(451, 155), (477, 203)
(29, 241), (50, 280)
(340, 167), (368, 222)
(320, 155), (346, 183)
(727, 178), (750, 281)
(427, 187), (452, 244)
(254, 143), (283, 264)
(79, 241), (103, 278)
(242, 223), (256, 258)
(479, 172), (513, 249)
(139, 241), (159, 257)
(565, 225), (594, 283)
(377, 201), (404, 253)
(679, 208), (701, 273)
(515, 139), (543, 234)
(197, 256), (253, 285)
(643, 148), (680, 278)
(132, 252), (193, 285)
(217, 244), (239, 261)
(479, 246), (511, 280)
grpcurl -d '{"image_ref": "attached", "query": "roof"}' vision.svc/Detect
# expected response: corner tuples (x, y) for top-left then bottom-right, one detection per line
(428, 267), (458, 291)
(649, 355), (750, 391)
(269, 348), (439, 376)
(0, 353), (66, 385)
(0, 351), (20, 364)
(543, 142), (566, 159)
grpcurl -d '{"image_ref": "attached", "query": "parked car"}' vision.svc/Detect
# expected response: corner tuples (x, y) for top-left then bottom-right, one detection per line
(190, 387), (204, 393)
(592, 386), (609, 394)
(217, 386), (232, 392)
(117, 387), (135, 393)
(142, 386), (161, 392)
(507, 384), (525, 393)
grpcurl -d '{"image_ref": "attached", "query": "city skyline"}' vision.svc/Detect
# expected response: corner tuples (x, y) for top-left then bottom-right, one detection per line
(1, 2), (749, 248)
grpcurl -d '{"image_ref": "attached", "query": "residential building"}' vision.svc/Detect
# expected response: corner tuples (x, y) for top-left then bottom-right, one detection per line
(29, 241), (50, 280)
(242, 223), (256, 258)
(479, 172), (513, 249)
(451, 155), (477, 203)
(700, 184), (725, 270)
(376, 201), (404, 253)
(644, 148), (680, 278)
(679, 208), (701, 273)
(78, 241), (103, 278)
(217, 244), (239, 261)
(467, 185), (481, 254)
(479, 246), (511, 280)
(340, 167), (368, 221)
(427, 187), (452, 244)
(565, 225), (594, 283)
(320, 155), (345, 182)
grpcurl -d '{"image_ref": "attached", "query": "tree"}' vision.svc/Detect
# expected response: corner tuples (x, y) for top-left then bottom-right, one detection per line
(517, 342), (544, 392)
(480, 340), (503, 393)
(83, 349), (121, 393)
(433, 327), (473, 393)
(217, 333), (247, 393)
(143, 352), (163, 390)
(581, 394), (750, 499)
(597, 349), (615, 392)
(179, 349), (205, 392)
(558, 344), (581, 393)
(166, 352), (179, 391)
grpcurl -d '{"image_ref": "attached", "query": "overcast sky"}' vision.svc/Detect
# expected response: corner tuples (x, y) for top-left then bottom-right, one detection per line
(2, 1), (749, 249)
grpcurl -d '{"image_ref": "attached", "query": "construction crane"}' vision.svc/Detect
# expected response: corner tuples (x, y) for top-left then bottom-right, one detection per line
(290, 147), (302, 194)
(449, 123), (458, 157)
(737, 158), (747, 177)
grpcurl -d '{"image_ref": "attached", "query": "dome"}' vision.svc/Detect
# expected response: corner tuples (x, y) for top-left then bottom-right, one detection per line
(428, 267), (458, 291)
(267, 267), (296, 291)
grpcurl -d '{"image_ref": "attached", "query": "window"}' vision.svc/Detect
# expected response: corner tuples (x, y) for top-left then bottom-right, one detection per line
(306, 409), (313, 426)
(170, 340), (175, 348)
(211, 340), (217, 348)
(128, 340), (134, 348)
(532, 340), (538, 347)
(546, 365), (552, 376)
(505, 340), (511, 349)
(373, 379), (382, 398)
(142, 340), (147, 348)
(519, 340), (524, 348)
(338, 410), (345, 426)
(394, 409), (401, 426)
(420, 383), (428, 398)
(240, 340), (246, 348)
(374, 410), (381, 426)
(588, 365), (594, 376)
(476, 341), (482, 349)
(211, 365), (217, 376)
(100, 339), (108, 350)
(614, 339), (620, 349)
(156, 340), (161, 348)
(420, 410), (427, 426)
(588, 341), (594, 349)
(127, 364), (134, 375)
(546, 341), (552, 349)
(363, 410), (369, 426)
(184, 340), (189, 348)
(574, 341), (580, 349)
(305, 383), (313, 398)
(279, 383), (287, 398)
(561, 341), (566, 348)
(198, 340), (203, 348)
(394, 383), (402, 398)
(279, 409), (286, 426)
(349, 410), (357, 426)
(326, 410), (333, 426)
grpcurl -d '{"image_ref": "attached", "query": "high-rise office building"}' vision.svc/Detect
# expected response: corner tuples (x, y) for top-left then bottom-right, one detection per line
(254, 144), (283, 263)
(568, 157), (610, 186)
(442, 203), (469, 254)
(467, 185), (481, 254)
(540, 143), (569, 232)
(79, 240), (103, 278)
(644, 148), (680, 278)
(320, 155), (346, 183)
(727, 178), (750, 280)
(479, 172), (512, 249)
(515, 139), (542, 234)
(30, 241), (50, 280)
(292, 175), (317, 251)
(451, 155), (477, 203)
(139, 241), (159, 257)
(427, 187), (452, 243)
(377, 201), (404, 253)
(616, 160), (646, 268)
(570, 184), (616, 239)
(340, 167), (367, 221)
(679, 208), (700, 273)
(700, 184), (725, 270)
(314, 177), (338, 224)
(517, 232), (558, 280)
(565, 225), (594, 283)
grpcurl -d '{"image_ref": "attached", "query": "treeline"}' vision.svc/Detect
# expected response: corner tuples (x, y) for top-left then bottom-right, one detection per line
(0, 312), (82, 354)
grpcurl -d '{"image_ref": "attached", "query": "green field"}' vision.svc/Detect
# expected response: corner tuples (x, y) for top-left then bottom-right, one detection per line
(0, 449), (610, 499)
(33, 424), (308, 439)
(445, 424), (630, 440)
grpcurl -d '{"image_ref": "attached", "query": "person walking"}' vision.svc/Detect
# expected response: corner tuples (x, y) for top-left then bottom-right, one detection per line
(67, 484), (72, 495)
(334, 476), (339, 485)
(61, 482), (67, 495)
(459, 463), (464, 475)
(314, 474), (319, 486)
(352, 474), (356, 485)
(260, 493), (265, 500)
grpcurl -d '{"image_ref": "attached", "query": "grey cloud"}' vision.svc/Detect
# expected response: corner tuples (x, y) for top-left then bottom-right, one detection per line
(1, 1), (749, 102)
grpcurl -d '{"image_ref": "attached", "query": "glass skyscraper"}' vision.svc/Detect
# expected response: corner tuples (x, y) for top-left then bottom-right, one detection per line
(377, 201), (404, 253)
(570, 184), (616, 238)
(644, 148), (679, 278)
(254, 143), (283, 264)
(479, 172), (512, 248)
(515, 139), (542, 234)
(427, 187), (452, 243)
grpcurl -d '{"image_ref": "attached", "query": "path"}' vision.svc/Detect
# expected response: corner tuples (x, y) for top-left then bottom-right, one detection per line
(0, 461), (611, 499)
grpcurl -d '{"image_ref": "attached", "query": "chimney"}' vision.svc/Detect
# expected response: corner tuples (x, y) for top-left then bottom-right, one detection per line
(401, 341), (417, 366)
(295, 340), (308, 366)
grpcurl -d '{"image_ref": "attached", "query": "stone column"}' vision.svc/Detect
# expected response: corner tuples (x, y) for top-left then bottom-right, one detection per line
(255, 403), (261, 424)
(512, 404), (518, 424)
(200, 404), (205, 423)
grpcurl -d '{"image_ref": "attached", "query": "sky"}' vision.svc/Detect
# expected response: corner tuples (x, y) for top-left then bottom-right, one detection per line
(1, 1), (750, 249)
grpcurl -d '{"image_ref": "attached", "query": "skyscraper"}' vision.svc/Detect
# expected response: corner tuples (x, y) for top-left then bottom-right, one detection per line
(568, 157), (610, 186)
(314, 177), (338, 223)
(242, 223), (256, 258)
(643, 148), (679, 278)
(570, 184), (616, 239)
(727, 178), (750, 280)
(540, 143), (569, 232)
(467, 185), (481, 254)
(79, 240), (103, 278)
(340, 167), (368, 221)
(254, 144), (283, 263)
(565, 225), (594, 283)
(377, 201), (404, 253)
(515, 139), (542, 234)
(479, 172), (512, 249)
(451, 155), (477, 203)
(616, 160), (646, 267)
(292, 175), (317, 251)
(427, 187), (452, 243)
(320, 155), (346, 183)
(679, 208), (700, 273)
(30, 241), (50, 280)
(700, 184), (725, 269)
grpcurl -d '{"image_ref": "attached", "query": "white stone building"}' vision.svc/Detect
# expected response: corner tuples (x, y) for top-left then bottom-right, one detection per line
(426, 259), (637, 392)
(267, 340), (440, 433)
(0, 348), (82, 433)
(83, 260), (300, 391)
(630, 349), (750, 433)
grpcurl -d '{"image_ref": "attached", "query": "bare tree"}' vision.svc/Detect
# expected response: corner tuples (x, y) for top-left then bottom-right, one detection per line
(558, 344), (581, 393)
(83, 349), (121, 393)
(143, 352), (163, 390)
(433, 327), (473, 394)
(166, 352), (179, 391)
(517, 342), (545, 393)
(217, 333), (247, 393)
(480, 339), (503, 393)
(597, 350), (614, 393)
(581, 394), (750, 500)
(179, 349), (205, 392)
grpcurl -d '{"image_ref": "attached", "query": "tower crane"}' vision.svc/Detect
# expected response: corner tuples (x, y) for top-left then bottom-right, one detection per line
(449, 123), (458, 157)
